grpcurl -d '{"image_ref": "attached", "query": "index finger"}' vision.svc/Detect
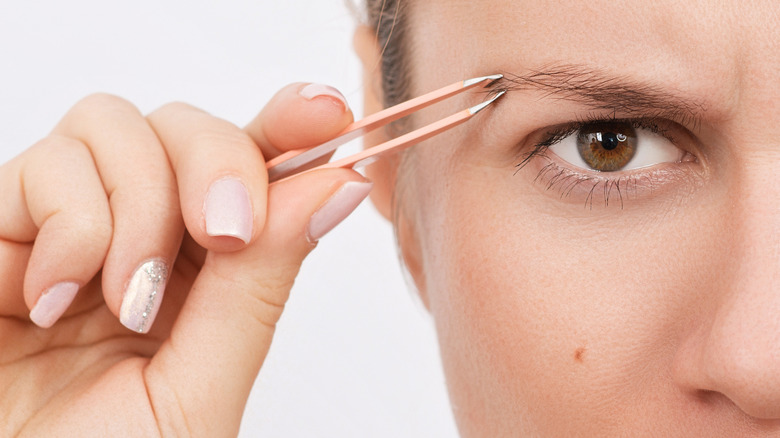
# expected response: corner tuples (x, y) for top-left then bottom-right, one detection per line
(146, 83), (354, 254)
(244, 82), (353, 159)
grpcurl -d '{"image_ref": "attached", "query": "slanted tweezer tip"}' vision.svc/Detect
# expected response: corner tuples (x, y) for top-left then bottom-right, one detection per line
(469, 90), (506, 115)
(462, 73), (504, 88)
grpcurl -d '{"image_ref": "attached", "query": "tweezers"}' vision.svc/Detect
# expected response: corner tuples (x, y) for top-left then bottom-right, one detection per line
(266, 74), (505, 183)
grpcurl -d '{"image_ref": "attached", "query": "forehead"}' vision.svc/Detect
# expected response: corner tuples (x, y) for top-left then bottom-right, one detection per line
(406, 0), (777, 104)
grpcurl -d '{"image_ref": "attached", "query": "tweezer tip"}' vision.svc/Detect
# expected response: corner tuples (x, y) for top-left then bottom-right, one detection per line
(462, 73), (504, 88)
(469, 90), (506, 115)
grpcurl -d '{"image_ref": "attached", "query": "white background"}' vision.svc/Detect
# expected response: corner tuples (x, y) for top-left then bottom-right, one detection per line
(0, 1), (458, 436)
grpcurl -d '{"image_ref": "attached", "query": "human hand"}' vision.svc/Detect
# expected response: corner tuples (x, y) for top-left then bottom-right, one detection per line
(0, 84), (371, 437)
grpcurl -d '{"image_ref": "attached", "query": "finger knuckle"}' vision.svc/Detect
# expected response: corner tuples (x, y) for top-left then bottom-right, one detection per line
(70, 92), (138, 118)
(109, 182), (181, 219)
(189, 127), (258, 156)
(48, 209), (114, 254)
(76, 214), (114, 249)
(31, 134), (85, 154)
(28, 136), (94, 169)
(211, 261), (300, 328)
(150, 101), (201, 121)
(148, 103), (261, 158)
(256, 264), (299, 296)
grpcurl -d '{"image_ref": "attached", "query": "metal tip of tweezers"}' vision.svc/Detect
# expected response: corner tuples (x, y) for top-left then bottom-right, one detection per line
(462, 73), (504, 88)
(469, 90), (506, 115)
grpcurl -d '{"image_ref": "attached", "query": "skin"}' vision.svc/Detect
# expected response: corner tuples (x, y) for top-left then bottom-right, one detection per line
(0, 86), (368, 436)
(356, 0), (780, 436)
(2, 1), (778, 436)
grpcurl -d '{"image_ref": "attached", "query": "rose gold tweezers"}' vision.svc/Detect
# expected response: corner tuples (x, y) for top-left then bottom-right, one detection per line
(266, 74), (505, 183)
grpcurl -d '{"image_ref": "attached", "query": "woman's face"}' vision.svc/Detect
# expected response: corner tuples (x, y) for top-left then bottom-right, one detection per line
(379, 0), (780, 435)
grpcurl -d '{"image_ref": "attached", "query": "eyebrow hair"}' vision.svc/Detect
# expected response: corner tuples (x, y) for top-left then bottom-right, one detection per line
(488, 64), (706, 129)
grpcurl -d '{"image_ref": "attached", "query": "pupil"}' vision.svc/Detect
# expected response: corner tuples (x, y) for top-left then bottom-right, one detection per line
(601, 132), (620, 151)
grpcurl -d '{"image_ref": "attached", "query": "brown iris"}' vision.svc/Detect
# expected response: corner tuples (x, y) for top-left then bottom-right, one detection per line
(576, 122), (637, 171)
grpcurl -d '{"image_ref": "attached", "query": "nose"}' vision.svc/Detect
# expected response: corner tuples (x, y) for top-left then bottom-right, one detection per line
(674, 160), (780, 420)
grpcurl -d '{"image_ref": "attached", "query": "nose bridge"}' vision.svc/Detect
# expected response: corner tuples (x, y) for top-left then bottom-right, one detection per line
(695, 154), (780, 418)
(672, 2), (780, 419)
(725, 84), (780, 266)
(733, 155), (780, 268)
(725, 159), (780, 353)
(728, 158), (780, 319)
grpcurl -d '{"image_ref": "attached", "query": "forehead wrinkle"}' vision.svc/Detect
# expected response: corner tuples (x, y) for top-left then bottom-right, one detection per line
(489, 63), (707, 129)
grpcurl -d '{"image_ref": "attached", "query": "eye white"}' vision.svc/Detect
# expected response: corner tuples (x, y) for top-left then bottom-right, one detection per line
(548, 127), (684, 172)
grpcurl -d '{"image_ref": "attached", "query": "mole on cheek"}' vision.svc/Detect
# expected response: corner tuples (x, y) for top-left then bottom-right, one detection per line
(574, 347), (586, 363)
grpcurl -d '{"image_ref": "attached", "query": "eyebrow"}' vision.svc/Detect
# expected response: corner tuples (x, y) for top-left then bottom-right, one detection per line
(488, 64), (706, 128)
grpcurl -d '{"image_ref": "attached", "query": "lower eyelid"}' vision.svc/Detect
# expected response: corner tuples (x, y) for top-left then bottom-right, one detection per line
(519, 152), (701, 209)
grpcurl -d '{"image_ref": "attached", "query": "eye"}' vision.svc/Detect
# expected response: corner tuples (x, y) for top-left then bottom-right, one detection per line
(547, 121), (684, 172)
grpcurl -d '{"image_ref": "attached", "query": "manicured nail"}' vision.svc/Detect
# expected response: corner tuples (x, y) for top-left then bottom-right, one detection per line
(299, 83), (349, 111)
(307, 181), (373, 243)
(120, 259), (169, 334)
(204, 177), (253, 244)
(29, 282), (79, 328)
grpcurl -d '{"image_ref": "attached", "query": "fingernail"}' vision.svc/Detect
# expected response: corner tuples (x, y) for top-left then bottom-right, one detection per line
(29, 282), (79, 328)
(307, 181), (373, 243)
(120, 259), (169, 334)
(204, 177), (253, 244)
(299, 83), (349, 111)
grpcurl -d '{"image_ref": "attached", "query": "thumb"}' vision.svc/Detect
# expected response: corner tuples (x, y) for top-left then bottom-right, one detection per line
(146, 168), (372, 435)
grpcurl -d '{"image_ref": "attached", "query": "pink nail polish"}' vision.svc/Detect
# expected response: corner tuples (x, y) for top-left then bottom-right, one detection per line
(299, 83), (350, 111)
(29, 282), (79, 328)
(204, 177), (253, 244)
(307, 181), (373, 242)
(120, 259), (169, 334)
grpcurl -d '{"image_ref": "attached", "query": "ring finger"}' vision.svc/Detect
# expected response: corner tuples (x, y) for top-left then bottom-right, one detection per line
(52, 93), (184, 333)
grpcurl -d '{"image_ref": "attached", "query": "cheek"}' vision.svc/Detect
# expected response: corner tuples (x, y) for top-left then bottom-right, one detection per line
(415, 159), (730, 435)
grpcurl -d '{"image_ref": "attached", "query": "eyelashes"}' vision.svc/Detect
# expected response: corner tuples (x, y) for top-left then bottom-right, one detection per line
(515, 115), (695, 208)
